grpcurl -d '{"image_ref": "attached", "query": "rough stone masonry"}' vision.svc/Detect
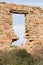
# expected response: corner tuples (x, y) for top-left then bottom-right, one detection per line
(0, 2), (43, 57)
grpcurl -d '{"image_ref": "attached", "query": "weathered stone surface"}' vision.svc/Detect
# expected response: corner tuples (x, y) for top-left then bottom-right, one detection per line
(0, 2), (43, 57)
(0, 2), (19, 49)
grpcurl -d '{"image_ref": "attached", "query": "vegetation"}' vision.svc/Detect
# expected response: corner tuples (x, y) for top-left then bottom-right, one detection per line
(0, 49), (43, 65)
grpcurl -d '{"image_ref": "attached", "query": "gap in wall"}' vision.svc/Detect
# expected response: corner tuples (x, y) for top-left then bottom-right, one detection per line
(12, 14), (26, 46)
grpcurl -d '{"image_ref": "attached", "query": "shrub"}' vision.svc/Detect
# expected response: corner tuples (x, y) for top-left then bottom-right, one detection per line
(0, 49), (35, 65)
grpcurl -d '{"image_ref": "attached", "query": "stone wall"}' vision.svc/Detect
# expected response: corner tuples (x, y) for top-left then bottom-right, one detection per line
(0, 2), (19, 49)
(0, 2), (43, 57)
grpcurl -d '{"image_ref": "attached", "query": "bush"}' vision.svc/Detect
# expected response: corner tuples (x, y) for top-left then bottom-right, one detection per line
(0, 49), (35, 65)
(15, 49), (35, 65)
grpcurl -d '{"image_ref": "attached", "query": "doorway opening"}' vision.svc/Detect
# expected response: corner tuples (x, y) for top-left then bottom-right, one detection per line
(12, 14), (26, 46)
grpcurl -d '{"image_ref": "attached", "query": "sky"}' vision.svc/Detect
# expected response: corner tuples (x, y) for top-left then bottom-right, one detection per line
(0, 0), (43, 8)
(0, 0), (43, 46)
